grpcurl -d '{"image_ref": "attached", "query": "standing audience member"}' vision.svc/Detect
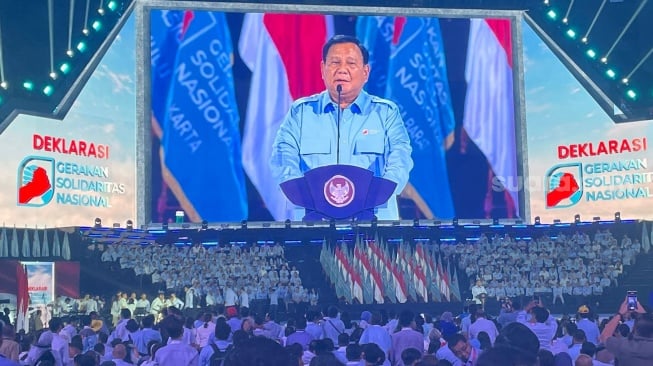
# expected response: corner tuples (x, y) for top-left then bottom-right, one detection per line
(155, 316), (199, 366)
(390, 311), (423, 366)
(0, 324), (19, 361)
(599, 298), (653, 365)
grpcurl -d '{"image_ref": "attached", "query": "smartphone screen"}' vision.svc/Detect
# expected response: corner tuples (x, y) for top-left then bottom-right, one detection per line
(627, 290), (638, 310)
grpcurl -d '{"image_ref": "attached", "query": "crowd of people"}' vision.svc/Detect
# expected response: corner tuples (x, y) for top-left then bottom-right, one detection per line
(1, 292), (652, 366)
(449, 229), (640, 305)
(98, 242), (317, 318)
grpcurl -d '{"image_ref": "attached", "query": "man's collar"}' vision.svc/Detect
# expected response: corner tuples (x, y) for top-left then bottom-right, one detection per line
(321, 90), (369, 114)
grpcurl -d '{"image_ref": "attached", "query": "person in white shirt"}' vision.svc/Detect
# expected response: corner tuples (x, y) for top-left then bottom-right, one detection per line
(518, 302), (558, 351)
(195, 313), (215, 348)
(167, 293), (184, 310)
(468, 308), (499, 345)
(185, 286), (195, 309)
(239, 288), (250, 310)
(471, 280), (487, 305)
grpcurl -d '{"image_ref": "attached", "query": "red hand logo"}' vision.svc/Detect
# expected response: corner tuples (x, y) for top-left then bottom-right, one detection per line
(19, 167), (52, 204)
(546, 172), (579, 207)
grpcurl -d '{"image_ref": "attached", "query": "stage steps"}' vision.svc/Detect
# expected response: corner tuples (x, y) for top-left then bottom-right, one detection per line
(601, 249), (653, 312)
(285, 244), (338, 309)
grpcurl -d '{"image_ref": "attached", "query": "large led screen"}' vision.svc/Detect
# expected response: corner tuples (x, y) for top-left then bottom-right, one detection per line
(148, 10), (523, 223)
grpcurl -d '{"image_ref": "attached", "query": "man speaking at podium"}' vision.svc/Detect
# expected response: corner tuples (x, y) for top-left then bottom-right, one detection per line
(270, 35), (413, 220)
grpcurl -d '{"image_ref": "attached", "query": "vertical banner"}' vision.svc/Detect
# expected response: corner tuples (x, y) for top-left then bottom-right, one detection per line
(160, 11), (248, 222)
(23, 262), (55, 306)
(357, 16), (457, 219)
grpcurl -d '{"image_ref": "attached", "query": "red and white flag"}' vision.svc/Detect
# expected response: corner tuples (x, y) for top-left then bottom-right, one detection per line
(239, 14), (333, 220)
(463, 19), (518, 216)
(16, 263), (29, 332)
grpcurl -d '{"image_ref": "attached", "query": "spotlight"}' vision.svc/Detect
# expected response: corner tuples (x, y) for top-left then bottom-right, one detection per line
(22, 80), (34, 91)
(66, 49), (74, 57)
(606, 69), (616, 79)
(600, 57), (608, 63)
(107, 1), (118, 11)
(0, 81), (7, 89)
(586, 49), (596, 59)
(241, 220), (247, 229)
(547, 10), (557, 20)
(92, 20), (102, 32)
(42, 85), (54, 97)
(60, 63), (71, 75)
(562, 17), (568, 24)
(574, 214), (580, 224)
(622, 78), (629, 84)
(82, 28), (90, 36)
(202, 220), (209, 230)
(534, 216), (541, 225)
(285, 219), (291, 229)
(615, 212), (621, 223)
(94, 217), (102, 228)
(581, 37), (588, 43)
(626, 90), (637, 100)
(126, 220), (133, 230)
(76, 41), (88, 53)
(565, 29), (576, 39)
(49, 72), (57, 80)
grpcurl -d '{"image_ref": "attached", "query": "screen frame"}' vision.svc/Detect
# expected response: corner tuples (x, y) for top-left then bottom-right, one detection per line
(134, 0), (530, 226)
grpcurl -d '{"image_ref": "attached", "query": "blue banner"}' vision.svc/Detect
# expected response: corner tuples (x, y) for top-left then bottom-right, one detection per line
(363, 17), (456, 219)
(356, 16), (394, 97)
(150, 10), (184, 135)
(161, 11), (248, 221)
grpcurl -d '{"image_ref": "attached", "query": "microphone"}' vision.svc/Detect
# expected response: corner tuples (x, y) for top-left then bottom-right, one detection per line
(336, 84), (342, 165)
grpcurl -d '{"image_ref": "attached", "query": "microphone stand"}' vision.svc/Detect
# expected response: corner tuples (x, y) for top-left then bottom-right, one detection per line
(336, 84), (342, 165)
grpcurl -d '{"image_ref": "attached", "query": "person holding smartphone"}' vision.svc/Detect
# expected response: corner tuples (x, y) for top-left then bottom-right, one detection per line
(598, 296), (653, 365)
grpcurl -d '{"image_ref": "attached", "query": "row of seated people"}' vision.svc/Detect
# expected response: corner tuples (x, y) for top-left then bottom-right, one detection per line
(7, 294), (652, 366)
(449, 230), (639, 302)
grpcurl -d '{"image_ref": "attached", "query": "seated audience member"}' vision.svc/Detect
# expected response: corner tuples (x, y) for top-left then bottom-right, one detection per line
(447, 334), (479, 366)
(401, 348), (422, 366)
(308, 353), (343, 366)
(362, 343), (386, 366)
(574, 354), (592, 366)
(223, 336), (292, 366)
(345, 344), (362, 366)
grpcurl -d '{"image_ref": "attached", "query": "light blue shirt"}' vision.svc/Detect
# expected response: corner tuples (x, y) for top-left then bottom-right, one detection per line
(154, 341), (199, 366)
(271, 90), (413, 220)
(133, 328), (162, 355)
(199, 340), (231, 366)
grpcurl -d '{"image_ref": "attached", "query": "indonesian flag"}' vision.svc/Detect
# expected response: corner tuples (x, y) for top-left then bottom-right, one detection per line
(437, 255), (451, 301)
(463, 19), (518, 216)
(16, 263), (29, 332)
(239, 14), (333, 220)
(392, 264), (408, 303)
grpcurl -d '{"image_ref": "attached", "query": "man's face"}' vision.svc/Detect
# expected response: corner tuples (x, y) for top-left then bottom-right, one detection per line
(321, 42), (369, 103)
(452, 340), (471, 361)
